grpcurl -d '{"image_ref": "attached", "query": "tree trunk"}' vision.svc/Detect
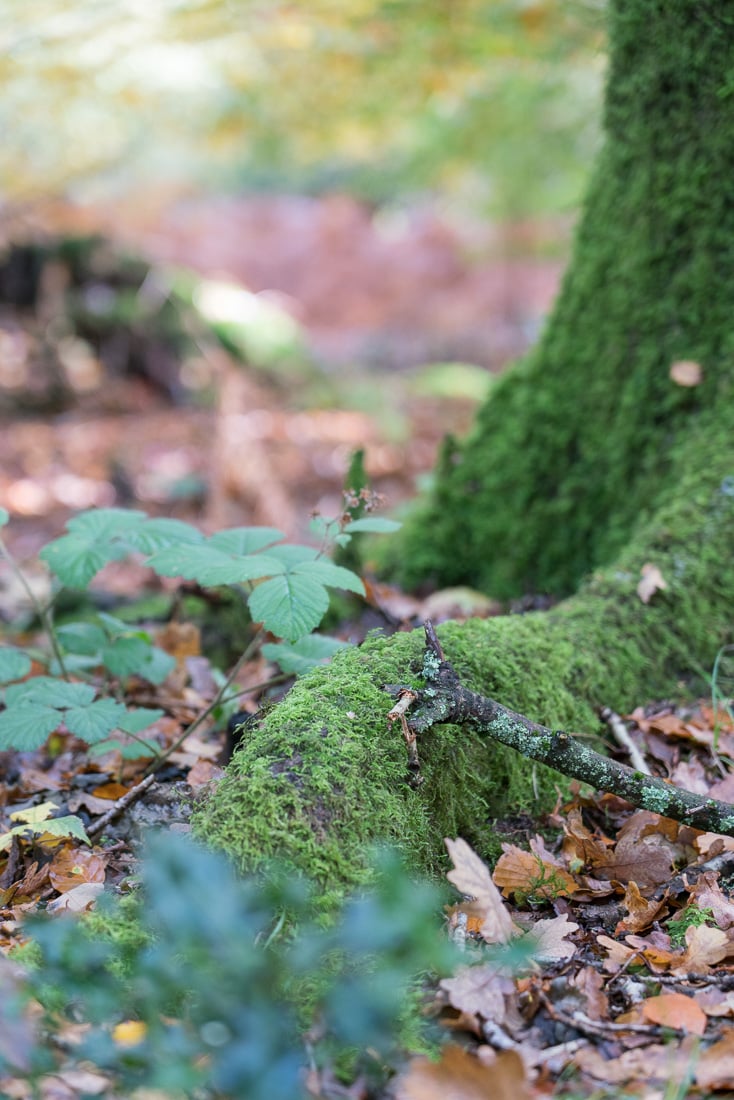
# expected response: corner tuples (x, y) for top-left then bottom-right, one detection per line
(194, 0), (734, 900)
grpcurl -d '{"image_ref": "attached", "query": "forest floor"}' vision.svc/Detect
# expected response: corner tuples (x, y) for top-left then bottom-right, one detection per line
(0, 198), (732, 1097)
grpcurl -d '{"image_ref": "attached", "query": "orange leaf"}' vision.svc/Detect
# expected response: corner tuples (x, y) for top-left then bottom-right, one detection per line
(642, 992), (707, 1036)
(395, 1045), (531, 1100)
(493, 843), (578, 901)
(49, 846), (106, 893)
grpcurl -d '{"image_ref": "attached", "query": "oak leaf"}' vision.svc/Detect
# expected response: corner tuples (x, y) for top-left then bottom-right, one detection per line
(527, 914), (579, 963)
(493, 843), (578, 901)
(445, 837), (518, 945)
(395, 1044), (531, 1100)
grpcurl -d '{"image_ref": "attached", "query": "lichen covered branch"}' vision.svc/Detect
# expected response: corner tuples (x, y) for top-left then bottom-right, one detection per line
(400, 623), (734, 837)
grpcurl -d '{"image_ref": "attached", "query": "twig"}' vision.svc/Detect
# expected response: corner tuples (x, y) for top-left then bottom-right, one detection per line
(600, 706), (651, 775)
(87, 774), (157, 839)
(390, 624), (734, 837)
(387, 689), (422, 785)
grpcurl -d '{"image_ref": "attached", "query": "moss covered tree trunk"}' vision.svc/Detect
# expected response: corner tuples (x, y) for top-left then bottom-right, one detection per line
(195, 0), (734, 899)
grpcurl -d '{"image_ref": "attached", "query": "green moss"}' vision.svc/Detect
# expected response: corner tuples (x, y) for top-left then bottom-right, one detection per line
(395, 0), (734, 600)
(196, 0), (734, 902)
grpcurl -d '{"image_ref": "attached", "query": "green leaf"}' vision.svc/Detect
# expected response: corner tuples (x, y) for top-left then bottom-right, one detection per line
(63, 698), (128, 744)
(134, 646), (177, 685)
(262, 634), (348, 676)
(248, 575), (329, 642)
(342, 517), (402, 534)
(65, 508), (148, 538)
(0, 647), (32, 683)
(40, 508), (149, 587)
(292, 559), (365, 596)
(35, 815), (90, 845)
(147, 543), (286, 585)
(264, 544), (319, 567)
(89, 738), (159, 760)
(57, 622), (108, 656)
(101, 636), (159, 679)
(5, 678), (96, 708)
(0, 704), (61, 749)
(208, 527), (284, 555)
(118, 708), (165, 734)
(124, 517), (204, 555)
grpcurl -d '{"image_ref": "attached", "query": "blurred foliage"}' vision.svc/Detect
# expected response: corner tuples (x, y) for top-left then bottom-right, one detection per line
(2, 0), (605, 217)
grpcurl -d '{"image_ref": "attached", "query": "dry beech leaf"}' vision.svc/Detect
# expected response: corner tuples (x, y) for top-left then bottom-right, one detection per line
(440, 965), (516, 1022)
(49, 846), (106, 893)
(669, 359), (702, 387)
(528, 914), (579, 963)
(642, 991), (707, 1036)
(46, 882), (104, 913)
(637, 562), (668, 604)
(615, 880), (669, 934)
(445, 837), (517, 945)
(493, 843), (578, 900)
(575, 1037), (698, 1085)
(675, 923), (731, 974)
(395, 1044), (531, 1100)
(696, 1029), (734, 1090)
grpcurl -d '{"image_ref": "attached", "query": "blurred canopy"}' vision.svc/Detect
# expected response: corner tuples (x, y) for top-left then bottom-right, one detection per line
(2, 0), (605, 216)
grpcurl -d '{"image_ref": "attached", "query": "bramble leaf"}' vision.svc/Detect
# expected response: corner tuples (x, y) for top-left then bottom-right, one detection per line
(5, 678), (96, 708)
(118, 708), (165, 733)
(0, 703), (61, 749)
(248, 575), (329, 642)
(40, 508), (147, 587)
(262, 634), (348, 676)
(208, 527), (284, 555)
(146, 543), (286, 585)
(342, 517), (402, 534)
(263, 544), (319, 567)
(0, 647), (32, 683)
(64, 698), (128, 743)
(292, 559), (365, 595)
(123, 517), (203, 555)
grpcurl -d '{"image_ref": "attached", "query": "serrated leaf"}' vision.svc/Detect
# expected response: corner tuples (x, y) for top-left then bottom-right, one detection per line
(146, 544), (286, 585)
(342, 517), (402, 534)
(89, 737), (159, 759)
(56, 622), (108, 656)
(5, 678), (96, 708)
(248, 575), (329, 642)
(208, 526), (284, 555)
(123, 517), (203, 554)
(264, 544), (320, 567)
(34, 815), (90, 845)
(11, 800), (58, 824)
(292, 559), (365, 596)
(0, 647), (32, 683)
(0, 704), (61, 749)
(118, 708), (165, 733)
(40, 534), (128, 588)
(65, 508), (148, 537)
(135, 646), (177, 685)
(64, 698), (128, 744)
(262, 634), (348, 676)
(96, 612), (136, 636)
(101, 636), (159, 678)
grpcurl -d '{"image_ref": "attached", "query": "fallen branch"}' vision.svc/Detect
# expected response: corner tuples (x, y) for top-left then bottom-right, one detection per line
(390, 622), (734, 837)
(87, 774), (157, 840)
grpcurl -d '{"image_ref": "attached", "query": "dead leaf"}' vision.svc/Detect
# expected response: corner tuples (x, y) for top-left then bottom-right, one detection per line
(637, 562), (668, 604)
(675, 923), (731, 974)
(641, 991), (707, 1035)
(597, 933), (638, 973)
(686, 872), (734, 930)
(669, 360), (702, 387)
(575, 1037), (697, 1084)
(395, 1045), (531, 1100)
(570, 966), (609, 1020)
(46, 882), (104, 913)
(186, 758), (225, 789)
(440, 965), (516, 1023)
(696, 1028), (734, 1090)
(615, 880), (669, 934)
(695, 987), (734, 1017)
(48, 847), (106, 893)
(445, 837), (518, 945)
(493, 843), (578, 901)
(91, 781), (130, 800)
(527, 914), (579, 963)
(597, 811), (682, 889)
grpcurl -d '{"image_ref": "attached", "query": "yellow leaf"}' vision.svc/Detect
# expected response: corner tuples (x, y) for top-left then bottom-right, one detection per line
(10, 800), (57, 824)
(112, 1019), (147, 1047)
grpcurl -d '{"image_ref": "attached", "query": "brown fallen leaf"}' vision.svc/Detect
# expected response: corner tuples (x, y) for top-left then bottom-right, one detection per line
(48, 846), (106, 893)
(637, 562), (668, 604)
(394, 1044), (532, 1100)
(493, 843), (578, 901)
(574, 1036), (697, 1085)
(527, 914), (579, 963)
(696, 1028), (734, 1090)
(46, 882), (104, 914)
(641, 991), (707, 1036)
(686, 872), (734, 930)
(445, 837), (518, 945)
(440, 965), (516, 1023)
(695, 987), (734, 1017)
(615, 880), (669, 934)
(674, 923), (731, 975)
